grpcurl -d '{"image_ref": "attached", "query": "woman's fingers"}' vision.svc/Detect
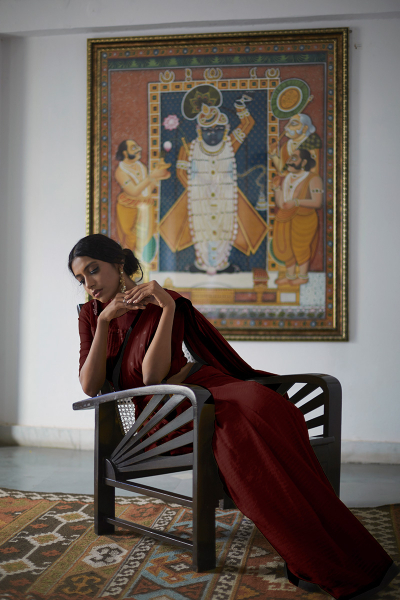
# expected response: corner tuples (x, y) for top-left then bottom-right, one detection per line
(123, 289), (137, 299)
(127, 281), (173, 308)
(114, 291), (142, 308)
(122, 281), (173, 310)
(121, 297), (146, 309)
(108, 294), (146, 317)
(126, 291), (153, 305)
(125, 283), (154, 304)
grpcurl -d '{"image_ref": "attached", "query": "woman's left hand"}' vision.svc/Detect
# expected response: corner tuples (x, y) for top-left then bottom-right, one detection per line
(124, 281), (175, 310)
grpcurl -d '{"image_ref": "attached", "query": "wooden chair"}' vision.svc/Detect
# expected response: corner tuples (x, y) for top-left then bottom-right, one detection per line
(75, 300), (341, 571)
(73, 327), (342, 571)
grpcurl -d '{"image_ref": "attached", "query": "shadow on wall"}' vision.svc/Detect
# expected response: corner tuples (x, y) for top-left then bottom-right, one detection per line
(0, 37), (27, 434)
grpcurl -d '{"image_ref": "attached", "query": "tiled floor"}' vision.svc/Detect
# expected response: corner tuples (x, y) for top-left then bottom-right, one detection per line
(0, 446), (399, 507)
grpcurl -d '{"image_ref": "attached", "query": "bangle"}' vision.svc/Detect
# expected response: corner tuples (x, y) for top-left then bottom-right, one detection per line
(294, 198), (299, 207)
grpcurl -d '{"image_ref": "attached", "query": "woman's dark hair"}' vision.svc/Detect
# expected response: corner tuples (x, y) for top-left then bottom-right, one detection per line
(68, 234), (142, 279)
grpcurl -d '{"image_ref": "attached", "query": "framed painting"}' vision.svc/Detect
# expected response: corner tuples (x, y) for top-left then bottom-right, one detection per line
(86, 28), (348, 340)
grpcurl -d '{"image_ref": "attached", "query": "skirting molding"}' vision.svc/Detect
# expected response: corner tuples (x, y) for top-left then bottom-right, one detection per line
(1, 425), (400, 463)
(0, 425), (94, 451)
(341, 440), (400, 464)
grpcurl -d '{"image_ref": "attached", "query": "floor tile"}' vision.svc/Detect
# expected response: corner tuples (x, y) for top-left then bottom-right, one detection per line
(0, 446), (399, 507)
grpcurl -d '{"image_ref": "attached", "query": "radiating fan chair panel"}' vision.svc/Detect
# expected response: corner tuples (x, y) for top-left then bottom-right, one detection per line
(74, 384), (227, 571)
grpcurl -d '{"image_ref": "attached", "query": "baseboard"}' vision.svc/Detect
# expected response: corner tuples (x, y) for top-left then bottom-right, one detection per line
(341, 440), (400, 464)
(1, 426), (399, 463)
(0, 425), (94, 451)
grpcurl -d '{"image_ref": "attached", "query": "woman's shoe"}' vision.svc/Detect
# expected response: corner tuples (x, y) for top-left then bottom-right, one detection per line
(284, 562), (324, 594)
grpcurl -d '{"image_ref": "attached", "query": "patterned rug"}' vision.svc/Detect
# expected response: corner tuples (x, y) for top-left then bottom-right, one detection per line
(0, 488), (399, 600)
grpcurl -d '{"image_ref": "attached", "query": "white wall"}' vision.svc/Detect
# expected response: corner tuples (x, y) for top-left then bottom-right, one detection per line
(0, 0), (399, 461)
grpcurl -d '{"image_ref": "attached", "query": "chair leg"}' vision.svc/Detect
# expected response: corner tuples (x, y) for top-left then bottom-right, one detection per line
(192, 403), (219, 572)
(94, 402), (122, 535)
(94, 476), (115, 535)
(192, 485), (216, 572)
(312, 443), (341, 497)
(330, 440), (341, 497)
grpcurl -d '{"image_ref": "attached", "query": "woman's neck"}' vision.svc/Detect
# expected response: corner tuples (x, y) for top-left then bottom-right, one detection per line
(124, 275), (137, 291)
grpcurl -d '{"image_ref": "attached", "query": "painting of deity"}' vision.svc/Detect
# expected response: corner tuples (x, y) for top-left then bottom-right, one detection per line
(87, 28), (348, 340)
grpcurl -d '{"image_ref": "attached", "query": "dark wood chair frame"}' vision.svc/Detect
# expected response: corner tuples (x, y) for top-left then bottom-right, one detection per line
(73, 367), (342, 572)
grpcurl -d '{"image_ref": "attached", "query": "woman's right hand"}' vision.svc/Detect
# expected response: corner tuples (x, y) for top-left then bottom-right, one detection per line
(98, 292), (147, 323)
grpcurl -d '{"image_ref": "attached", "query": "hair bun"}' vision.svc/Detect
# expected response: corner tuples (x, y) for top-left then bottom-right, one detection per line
(123, 248), (141, 278)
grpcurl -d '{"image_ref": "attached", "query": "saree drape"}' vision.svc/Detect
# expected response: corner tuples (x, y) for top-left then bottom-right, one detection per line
(78, 291), (394, 600)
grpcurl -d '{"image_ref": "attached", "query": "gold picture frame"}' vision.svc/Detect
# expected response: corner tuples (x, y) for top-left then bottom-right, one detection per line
(87, 28), (348, 341)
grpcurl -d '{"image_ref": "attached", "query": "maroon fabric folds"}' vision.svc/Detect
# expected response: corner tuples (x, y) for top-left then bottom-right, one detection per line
(78, 291), (394, 600)
(170, 291), (274, 379)
(185, 366), (393, 600)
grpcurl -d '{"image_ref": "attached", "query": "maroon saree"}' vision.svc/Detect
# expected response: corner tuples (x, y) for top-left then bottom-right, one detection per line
(78, 291), (395, 600)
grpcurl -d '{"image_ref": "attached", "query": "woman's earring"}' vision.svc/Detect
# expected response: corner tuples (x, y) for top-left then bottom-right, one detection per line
(119, 266), (126, 293)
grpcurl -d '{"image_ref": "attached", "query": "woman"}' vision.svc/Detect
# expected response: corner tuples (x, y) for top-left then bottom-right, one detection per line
(69, 234), (398, 600)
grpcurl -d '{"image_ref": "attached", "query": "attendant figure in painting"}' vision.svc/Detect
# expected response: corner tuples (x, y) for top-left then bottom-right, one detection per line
(272, 149), (323, 286)
(269, 113), (322, 175)
(114, 139), (167, 263)
(159, 93), (268, 274)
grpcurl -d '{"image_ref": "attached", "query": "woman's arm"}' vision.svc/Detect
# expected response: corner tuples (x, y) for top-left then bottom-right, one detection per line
(79, 293), (144, 397)
(125, 281), (176, 385)
(142, 303), (175, 385)
(79, 317), (109, 397)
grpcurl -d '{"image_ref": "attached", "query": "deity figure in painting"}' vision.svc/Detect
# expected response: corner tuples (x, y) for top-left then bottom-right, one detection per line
(159, 86), (267, 275)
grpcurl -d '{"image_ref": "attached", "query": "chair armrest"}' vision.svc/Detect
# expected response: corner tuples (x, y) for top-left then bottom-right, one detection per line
(73, 383), (210, 411)
(248, 372), (341, 390)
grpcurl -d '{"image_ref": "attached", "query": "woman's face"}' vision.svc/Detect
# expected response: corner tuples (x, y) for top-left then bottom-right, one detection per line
(71, 256), (120, 302)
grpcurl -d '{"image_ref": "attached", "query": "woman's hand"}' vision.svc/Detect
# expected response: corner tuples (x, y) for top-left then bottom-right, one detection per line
(124, 281), (175, 310)
(98, 292), (146, 323)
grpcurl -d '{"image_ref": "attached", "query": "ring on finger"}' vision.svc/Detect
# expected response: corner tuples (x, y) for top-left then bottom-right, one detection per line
(123, 297), (126, 304)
